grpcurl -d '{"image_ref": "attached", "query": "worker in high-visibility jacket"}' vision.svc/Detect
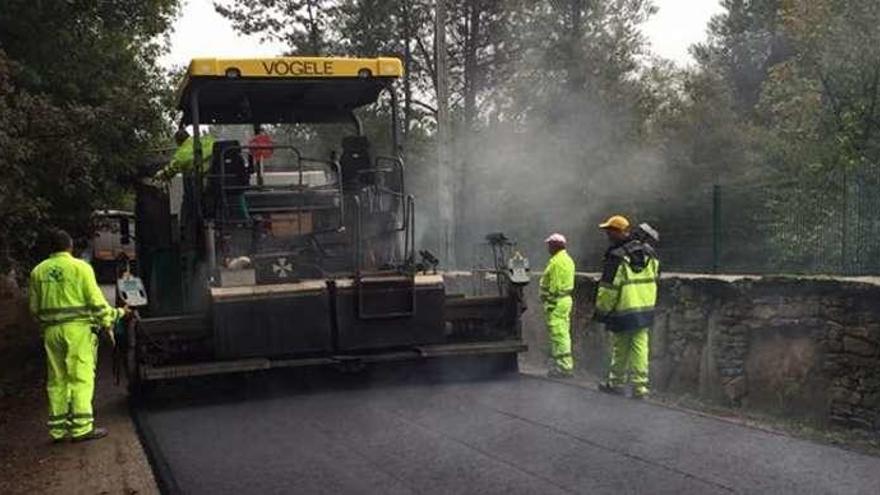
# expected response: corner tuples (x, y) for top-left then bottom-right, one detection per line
(594, 215), (659, 399)
(29, 230), (128, 442)
(540, 233), (576, 377)
(157, 127), (217, 181)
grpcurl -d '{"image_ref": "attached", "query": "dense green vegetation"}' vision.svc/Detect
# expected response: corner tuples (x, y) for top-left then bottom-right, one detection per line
(3, 0), (879, 274)
(0, 0), (178, 273)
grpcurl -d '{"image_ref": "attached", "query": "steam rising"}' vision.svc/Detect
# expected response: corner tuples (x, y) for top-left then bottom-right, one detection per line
(413, 92), (671, 271)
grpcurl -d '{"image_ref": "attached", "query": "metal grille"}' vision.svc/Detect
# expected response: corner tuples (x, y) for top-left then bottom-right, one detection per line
(580, 168), (880, 275)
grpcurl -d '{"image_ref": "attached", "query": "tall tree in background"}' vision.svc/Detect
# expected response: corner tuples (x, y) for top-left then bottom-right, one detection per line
(215, 0), (662, 263)
(215, 0), (338, 55)
(643, 0), (788, 189)
(763, 0), (880, 172)
(0, 0), (178, 272)
(213, 0), (880, 271)
(648, 0), (880, 271)
(694, 0), (790, 114)
(685, 0), (880, 179)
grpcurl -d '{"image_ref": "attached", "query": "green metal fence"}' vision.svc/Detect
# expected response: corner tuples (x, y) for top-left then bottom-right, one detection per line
(583, 168), (880, 276)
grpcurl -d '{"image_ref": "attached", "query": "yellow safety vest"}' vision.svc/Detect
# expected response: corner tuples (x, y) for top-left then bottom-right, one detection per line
(540, 249), (575, 304)
(595, 241), (659, 332)
(157, 136), (217, 181)
(28, 252), (124, 329)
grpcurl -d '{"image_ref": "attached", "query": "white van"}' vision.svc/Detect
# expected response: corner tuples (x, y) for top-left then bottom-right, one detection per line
(89, 210), (136, 282)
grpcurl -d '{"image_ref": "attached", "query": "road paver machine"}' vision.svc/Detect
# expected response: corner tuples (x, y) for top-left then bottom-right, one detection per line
(127, 57), (529, 392)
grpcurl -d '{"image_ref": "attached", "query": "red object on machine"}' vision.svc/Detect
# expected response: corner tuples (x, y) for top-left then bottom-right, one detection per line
(249, 134), (274, 160)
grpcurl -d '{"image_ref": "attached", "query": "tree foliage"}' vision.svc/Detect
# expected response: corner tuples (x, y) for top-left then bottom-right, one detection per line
(6, 0), (878, 273)
(649, 0), (880, 273)
(0, 0), (178, 273)
(215, 0), (338, 55)
(214, 0), (665, 260)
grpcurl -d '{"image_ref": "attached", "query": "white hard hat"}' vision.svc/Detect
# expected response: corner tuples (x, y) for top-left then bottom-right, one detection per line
(544, 233), (567, 245)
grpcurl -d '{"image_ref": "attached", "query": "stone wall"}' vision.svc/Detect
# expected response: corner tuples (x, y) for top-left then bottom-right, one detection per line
(514, 274), (880, 431)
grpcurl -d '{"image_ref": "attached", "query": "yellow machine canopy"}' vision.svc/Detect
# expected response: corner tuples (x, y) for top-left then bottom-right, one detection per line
(177, 56), (404, 125)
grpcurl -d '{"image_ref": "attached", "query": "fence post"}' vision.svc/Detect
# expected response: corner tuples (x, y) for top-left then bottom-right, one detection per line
(842, 167), (848, 275)
(713, 184), (721, 274)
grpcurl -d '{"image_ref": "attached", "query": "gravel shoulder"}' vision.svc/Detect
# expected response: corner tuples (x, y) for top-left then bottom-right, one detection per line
(0, 295), (158, 495)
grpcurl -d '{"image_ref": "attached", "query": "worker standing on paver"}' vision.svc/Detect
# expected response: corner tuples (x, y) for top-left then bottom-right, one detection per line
(594, 215), (660, 399)
(157, 127), (217, 181)
(540, 233), (576, 378)
(29, 230), (128, 442)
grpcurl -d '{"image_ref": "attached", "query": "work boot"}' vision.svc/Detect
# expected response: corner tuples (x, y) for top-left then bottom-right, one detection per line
(72, 427), (108, 443)
(547, 368), (574, 379)
(598, 382), (624, 395)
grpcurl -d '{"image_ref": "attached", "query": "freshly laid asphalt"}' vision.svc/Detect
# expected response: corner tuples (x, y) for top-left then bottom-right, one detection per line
(133, 368), (880, 495)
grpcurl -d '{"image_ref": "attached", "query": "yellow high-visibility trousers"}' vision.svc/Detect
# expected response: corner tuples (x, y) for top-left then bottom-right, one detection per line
(544, 295), (574, 372)
(44, 322), (98, 439)
(608, 328), (649, 394)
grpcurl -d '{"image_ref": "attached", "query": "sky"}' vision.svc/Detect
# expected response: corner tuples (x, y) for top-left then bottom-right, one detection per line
(642, 0), (725, 65)
(162, 0), (724, 70)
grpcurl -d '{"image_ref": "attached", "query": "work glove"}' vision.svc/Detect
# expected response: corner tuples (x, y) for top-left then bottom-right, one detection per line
(102, 325), (116, 347)
(104, 306), (132, 347)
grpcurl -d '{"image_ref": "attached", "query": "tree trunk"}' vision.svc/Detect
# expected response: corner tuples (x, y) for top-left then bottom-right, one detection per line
(402, 0), (413, 144)
(568, 0), (586, 92)
(458, 0), (481, 265)
(306, 0), (321, 55)
(464, 0), (480, 132)
(436, 0), (455, 265)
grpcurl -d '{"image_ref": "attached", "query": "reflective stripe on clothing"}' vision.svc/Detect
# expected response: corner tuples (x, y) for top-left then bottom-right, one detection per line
(600, 278), (657, 290)
(545, 295), (574, 372)
(594, 244), (659, 333)
(542, 250), (576, 372)
(37, 305), (106, 325)
(540, 249), (576, 303)
(47, 413), (70, 430)
(30, 253), (112, 440)
(29, 252), (124, 329)
(43, 322), (98, 438)
(608, 327), (650, 393)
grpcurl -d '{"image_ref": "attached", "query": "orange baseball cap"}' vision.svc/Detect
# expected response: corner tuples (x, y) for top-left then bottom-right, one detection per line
(598, 215), (630, 231)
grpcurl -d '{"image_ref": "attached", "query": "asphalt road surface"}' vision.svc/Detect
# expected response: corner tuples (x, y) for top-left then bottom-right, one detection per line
(133, 367), (880, 495)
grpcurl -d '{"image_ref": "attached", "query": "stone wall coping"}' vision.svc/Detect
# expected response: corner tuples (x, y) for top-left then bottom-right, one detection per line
(445, 270), (880, 286)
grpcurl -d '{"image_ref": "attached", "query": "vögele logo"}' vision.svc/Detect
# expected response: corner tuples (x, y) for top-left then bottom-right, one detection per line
(261, 60), (335, 76)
